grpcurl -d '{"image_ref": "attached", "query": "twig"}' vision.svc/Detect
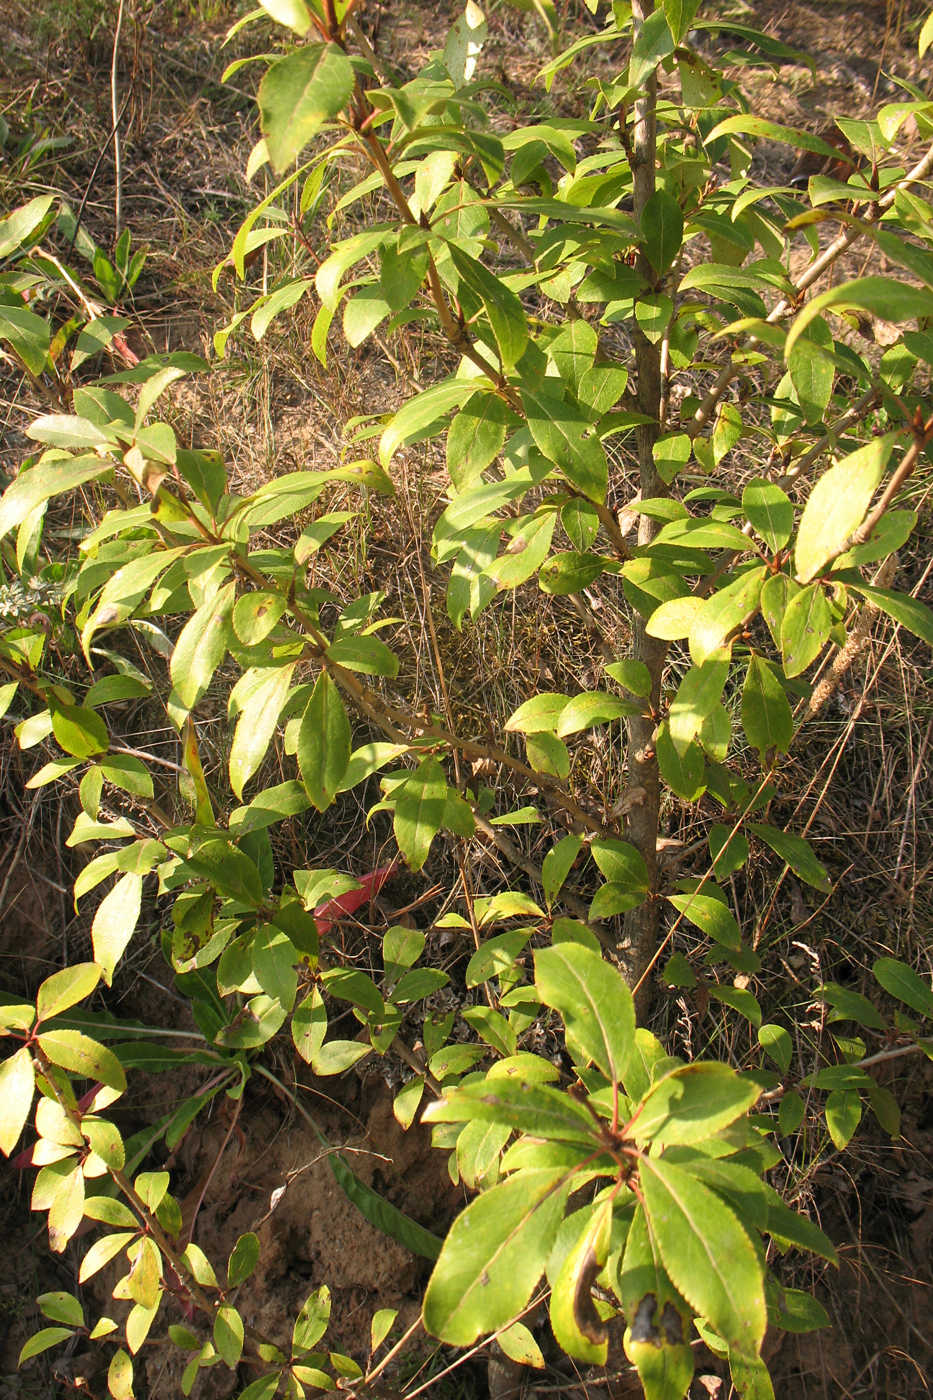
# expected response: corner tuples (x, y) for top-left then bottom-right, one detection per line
(111, 0), (127, 240)
(690, 141), (933, 439)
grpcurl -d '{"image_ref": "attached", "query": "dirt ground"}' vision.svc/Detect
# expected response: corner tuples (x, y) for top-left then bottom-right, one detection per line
(1, 0), (931, 1397)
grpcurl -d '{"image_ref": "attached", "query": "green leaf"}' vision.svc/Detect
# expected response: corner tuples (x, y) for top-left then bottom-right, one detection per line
(535, 943), (635, 1086)
(606, 659), (652, 698)
(522, 385), (608, 503)
(293, 1284), (331, 1354)
(50, 704), (109, 759)
(556, 691), (639, 737)
(422, 1167), (571, 1345)
(497, 1320), (545, 1369)
(392, 757), (447, 872)
(229, 663), (296, 800)
(550, 1200), (612, 1364)
(742, 480), (793, 552)
(0, 1047), (35, 1156)
(37, 1029), (126, 1090)
(382, 378), (476, 468)
(505, 692), (570, 733)
(666, 892), (740, 950)
(424, 1079), (596, 1143)
(329, 1153), (442, 1260)
(707, 114), (854, 163)
(19, 1327), (76, 1364)
(92, 872), (143, 983)
(780, 583), (831, 677)
(632, 1063), (760, 1146)
(44, 1161), (86, 1252)
(630, 8), (675, 86)
(708, 984), (762, 1027)
(788, 320), (834, 426)
(37, 1292), (85, 1327)
(237, 1377), (281, 1400)
(757, 1024), (792, 1074)
(825, 1089), (862, 1151)
(655, 722), (705, 802)
(449, 245), (528, 370)
(741, 655), (793, 761)
(785, 276), (933, 358)
(873, 958), (933, 1018)
(232, 591), (286, 646)
(215, 1304), (245, 1368)
(750, 823), (830, 893)
(639, 1155), (766, 1360)
(36, 963), (102, 1022)
(669, 661), (729, 754)
(298, 673), (351, 811)
(259, 0), (311, 32)
(645, 595), (704, 641)
(0, 193), (55, 257)
(170, 581), (235, 711)
(590, 839), (649, 892)
(846, 582), (933, 648)
(795, 435), (897, 582)
(0, 303), (50, 376)
(106, 1349), (133, 1400)
(327, 635), (399, 677)
(542, 835), (583, 908)
(641, 189), (683, 277)
(767, 1284), (829, 1335)
(447, 392), (512, 491)
(689, 567), (766, 665)
(259, 44), (355, 174)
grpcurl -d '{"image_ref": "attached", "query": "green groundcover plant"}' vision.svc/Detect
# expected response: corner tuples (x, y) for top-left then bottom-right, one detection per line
(2, 2), (933, 1397)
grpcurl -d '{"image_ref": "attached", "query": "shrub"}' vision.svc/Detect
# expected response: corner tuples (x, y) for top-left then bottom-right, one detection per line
(2, 2), (932, 1397)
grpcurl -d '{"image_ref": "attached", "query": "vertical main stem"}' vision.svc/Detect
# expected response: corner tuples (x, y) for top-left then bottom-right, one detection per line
(620, 0), (667, 999)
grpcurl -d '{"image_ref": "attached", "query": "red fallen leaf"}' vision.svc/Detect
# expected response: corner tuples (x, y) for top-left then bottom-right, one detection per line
(313, 862), (398, 936)
(110, 332), (139, 367)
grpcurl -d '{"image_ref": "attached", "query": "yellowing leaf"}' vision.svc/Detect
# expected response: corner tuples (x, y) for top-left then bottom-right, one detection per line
(795, 435), (898, 583)
(92, 872), (143, 984)
(0, 1047), (35, 1156)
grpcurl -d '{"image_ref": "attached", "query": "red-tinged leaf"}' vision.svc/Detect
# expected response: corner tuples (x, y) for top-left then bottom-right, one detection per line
(313, 862), (398, 936)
